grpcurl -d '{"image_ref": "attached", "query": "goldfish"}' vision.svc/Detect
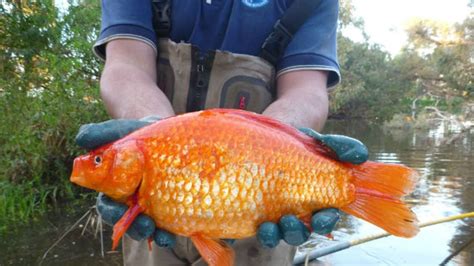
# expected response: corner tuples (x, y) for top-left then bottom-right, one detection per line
(70, 109), (419, 266)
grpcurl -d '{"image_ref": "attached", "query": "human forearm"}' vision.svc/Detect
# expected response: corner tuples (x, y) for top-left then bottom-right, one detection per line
(263, 95), (328, 131)
(262, 70), (329, 131)
(100, 39), (175, 119)
(101, 63), (174, 119)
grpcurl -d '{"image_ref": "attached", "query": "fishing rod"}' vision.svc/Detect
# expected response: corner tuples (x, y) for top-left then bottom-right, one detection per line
(293, 212), (474, 265)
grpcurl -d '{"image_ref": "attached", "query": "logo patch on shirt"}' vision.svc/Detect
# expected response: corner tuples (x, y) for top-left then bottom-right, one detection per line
(241, 0), (269, 8)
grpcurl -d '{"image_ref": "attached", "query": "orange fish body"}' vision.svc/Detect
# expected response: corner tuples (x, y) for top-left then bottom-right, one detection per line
(71, 109), (419, 266)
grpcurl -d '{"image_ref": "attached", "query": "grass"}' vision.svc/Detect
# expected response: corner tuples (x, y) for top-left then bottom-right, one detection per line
(0, 180), (55, 232)
(0, 81), (107, 233)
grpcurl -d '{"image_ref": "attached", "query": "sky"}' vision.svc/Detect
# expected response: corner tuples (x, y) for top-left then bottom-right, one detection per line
(346, 0), (472, 55)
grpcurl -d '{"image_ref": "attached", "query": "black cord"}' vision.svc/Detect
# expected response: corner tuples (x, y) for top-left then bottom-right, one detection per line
(439, 236), (474, 265)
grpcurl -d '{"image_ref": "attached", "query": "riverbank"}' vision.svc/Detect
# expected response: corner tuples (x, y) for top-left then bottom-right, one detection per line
(0, 200), (122, 265)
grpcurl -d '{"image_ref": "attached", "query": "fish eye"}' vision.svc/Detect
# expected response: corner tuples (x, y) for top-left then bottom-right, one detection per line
(94, 155), (102, 166)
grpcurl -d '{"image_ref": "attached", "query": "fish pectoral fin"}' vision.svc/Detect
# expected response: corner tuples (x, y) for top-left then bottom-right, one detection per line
(298, 213), (313, 231)
(191, 233), (235, 266)
(111, 200), (143, 250)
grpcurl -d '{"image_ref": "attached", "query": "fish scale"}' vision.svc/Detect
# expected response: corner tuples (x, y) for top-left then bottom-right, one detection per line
(129, 110), (354, 239)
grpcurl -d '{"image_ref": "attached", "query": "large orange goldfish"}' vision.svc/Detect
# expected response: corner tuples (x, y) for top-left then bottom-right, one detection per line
(71, 109), (419, 266)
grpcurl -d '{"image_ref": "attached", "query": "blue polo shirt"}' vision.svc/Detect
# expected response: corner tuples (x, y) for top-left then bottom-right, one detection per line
(93, 0), (341, 87)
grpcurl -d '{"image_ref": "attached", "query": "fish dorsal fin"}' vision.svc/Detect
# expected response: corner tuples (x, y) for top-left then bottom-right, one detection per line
(191, 233), (235, 266)
(208, 109), (336, 159)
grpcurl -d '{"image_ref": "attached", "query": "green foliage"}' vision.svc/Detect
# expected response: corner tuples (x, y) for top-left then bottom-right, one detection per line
(330, 4), (473, 121)
(330, 1), (413, 121)
(397, 15), (473, 113)
(0, 180), (57, 232)
(339, 0), (365, 31)
(0, 0), (106, 229)
(330, 36), (412, 121)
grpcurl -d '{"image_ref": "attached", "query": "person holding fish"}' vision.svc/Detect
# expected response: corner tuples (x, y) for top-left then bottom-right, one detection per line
(73, 0), (417, 265)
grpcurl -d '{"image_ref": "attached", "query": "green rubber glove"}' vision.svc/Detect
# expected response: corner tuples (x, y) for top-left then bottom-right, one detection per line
(76, 116), (159, 150)
(298, 127), (369, 164)
(257, 209), (340, 248)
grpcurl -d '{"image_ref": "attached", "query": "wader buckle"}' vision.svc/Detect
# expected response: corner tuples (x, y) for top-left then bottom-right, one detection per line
(260, 20), (293, 66)
(152, 0), (171, 38)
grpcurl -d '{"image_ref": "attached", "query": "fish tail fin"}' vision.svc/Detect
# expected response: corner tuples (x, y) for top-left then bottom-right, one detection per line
(191, 233), (235, 266)
(341, 161), (420, 237)
(111, 203), (142, 250)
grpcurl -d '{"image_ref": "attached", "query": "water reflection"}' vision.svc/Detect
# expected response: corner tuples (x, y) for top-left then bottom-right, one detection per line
(298, 120), (474, 265)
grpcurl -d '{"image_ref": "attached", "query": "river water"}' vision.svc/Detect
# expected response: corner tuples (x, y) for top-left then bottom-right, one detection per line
(1, 121), (473, 265)
(296, 121), (474, 265)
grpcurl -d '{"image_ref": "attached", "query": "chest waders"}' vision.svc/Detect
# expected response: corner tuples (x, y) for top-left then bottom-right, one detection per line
(151, 0), (322, 114)
(156, 39), (276, 114)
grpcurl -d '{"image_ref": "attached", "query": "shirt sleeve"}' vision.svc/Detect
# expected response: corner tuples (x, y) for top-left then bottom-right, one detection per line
(278, 0), (341, 88)
(93, 0), (157, 60)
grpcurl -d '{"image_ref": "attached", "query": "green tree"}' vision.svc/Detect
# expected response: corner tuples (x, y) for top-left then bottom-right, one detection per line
(331, 38), (412, 121)
(330, 0), (412, 121)
(399, 14), (473, 112)
(331, 2), (473, 120)
(0, 0), (106, 229)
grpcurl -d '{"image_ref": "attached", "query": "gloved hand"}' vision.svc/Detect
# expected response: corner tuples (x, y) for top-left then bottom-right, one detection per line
(76, 116), (160, 150)
(257, 209), (340, 247)
(76, 116), (177, 248)
(96, 193), (176, 247)
(257, 128), (369, 248)
(298, 127), (368, 164)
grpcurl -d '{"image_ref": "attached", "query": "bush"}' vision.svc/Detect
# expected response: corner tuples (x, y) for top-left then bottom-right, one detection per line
(0, 71), (107, 230)
(0, 1), (106, 230)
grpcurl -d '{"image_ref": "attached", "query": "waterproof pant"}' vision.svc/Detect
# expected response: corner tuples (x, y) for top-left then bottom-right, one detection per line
(123, 235), (296, 266)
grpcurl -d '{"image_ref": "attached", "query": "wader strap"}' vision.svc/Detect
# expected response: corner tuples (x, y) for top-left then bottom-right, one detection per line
(187, 48), (216, 112)
(260, 0), (322, 65)
(152, 0), (171, 38)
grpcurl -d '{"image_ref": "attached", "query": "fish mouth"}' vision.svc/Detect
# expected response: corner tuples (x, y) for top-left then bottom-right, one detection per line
(70, 157), (90, 188)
